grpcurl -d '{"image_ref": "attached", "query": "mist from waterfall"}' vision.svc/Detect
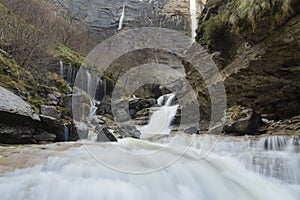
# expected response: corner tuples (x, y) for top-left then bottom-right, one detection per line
(139, 94), (178, 139)
(118, 3), (125, 30)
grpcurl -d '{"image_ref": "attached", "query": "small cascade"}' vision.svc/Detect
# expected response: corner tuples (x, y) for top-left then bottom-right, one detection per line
(89, 99), (98, 117)
(155, 48), (159, 63)
(190, 0), (198, 41)
(187, 135), (300, 185)
(66, 65), (76, 85)
(139, 93), (178, 138)
(59, 60), (64, 77)
(118, 3), (125, 30)
(257, 135), (300, 152)
(63, 125), (69, 142)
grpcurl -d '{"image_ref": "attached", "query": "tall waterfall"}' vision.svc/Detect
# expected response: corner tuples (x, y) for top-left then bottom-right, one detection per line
(190, 0), (198, 41)
(118, 3), (125, 30)
(139, 94), (178, 138)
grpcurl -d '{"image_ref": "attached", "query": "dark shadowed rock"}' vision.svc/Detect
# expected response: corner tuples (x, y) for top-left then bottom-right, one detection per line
(224, 106), (262, 135)
(95, 125), (117, 142)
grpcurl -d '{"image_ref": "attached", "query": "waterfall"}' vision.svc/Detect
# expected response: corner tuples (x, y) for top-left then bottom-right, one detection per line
(118, 3), (125, 30)
(66, 65), (76, 85)
(63, 125), (69, 142)
(59, 60), (64, 77)
(190, 0), (198, 41)
(139, 94), (178, 138)
(89, 99), (98, 117)
(0, 138), (297, 200)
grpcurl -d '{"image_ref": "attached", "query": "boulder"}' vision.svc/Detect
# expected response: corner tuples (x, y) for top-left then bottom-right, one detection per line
(0, 87), (39, 144)
(0, 86), (40, 121)
(96, 95), (112, 116)
(115, 125), (141, 139)
(40, 105), (61, 120)
(73, 121), (89, 139)
(95, 125), (117, 142)
(224, 106), (263, 135)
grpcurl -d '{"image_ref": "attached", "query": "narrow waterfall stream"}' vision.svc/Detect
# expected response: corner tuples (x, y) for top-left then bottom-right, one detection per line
(190, 0), (198, 41)
(118, 3), (125, 30)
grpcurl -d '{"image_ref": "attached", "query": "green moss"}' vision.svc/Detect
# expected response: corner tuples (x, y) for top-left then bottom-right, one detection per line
(199, 0), (299, 46)
(54, 44), (84, 70)
(0, 3), (8, 15)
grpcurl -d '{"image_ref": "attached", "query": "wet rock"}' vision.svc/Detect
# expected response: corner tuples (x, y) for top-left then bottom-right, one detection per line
(73, 121), (89, 139)
(95, 125), (117, 142)
(266, 115), (300, 135)
(224, 106), (262, 135)
(115, 125), (141, 139)
(184, 126), (198, 134)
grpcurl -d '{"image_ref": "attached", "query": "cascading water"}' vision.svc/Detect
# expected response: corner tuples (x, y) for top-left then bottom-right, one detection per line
(0, 137), (298, 200)
(63, 125), (69, 142)
(118, 3), (125, 30)
(139, 94), (178, 138)
(190, 0), (198, 41)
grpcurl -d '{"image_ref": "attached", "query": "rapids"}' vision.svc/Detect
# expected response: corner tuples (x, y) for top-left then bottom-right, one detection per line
(0, 134), (299, 200)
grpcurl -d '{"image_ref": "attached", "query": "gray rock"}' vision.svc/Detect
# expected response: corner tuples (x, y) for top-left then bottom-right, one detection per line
(74, 121), (89, 139)
(0, 86), (40, 121)
(224, 106), (262, 135)
(116, 125), (141, 139)
(40, 105), (61, 120)
(95, 125), (117, 142)
(184, 126), (198, 134)
(47, 91), (62, 106)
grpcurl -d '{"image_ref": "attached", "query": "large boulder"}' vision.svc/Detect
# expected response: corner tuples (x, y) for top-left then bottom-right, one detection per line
(0, 86), (63, 144)
(0, 86), (40, 121)
(224, 106), (263, 135)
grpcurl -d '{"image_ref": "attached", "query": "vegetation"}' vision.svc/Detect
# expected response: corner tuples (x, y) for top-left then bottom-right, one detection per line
(0, 1), (90, 121)
(197, 0), (299, 46)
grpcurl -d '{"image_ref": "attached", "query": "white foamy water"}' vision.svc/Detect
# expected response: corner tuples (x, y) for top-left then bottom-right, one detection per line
(139, 94), (178, 138)
(0, 137), (298, 200)
(190, 0), (198, 41)
(118, 3), (125, 30)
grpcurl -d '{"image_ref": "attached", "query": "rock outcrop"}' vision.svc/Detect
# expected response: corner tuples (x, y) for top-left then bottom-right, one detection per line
(195, 0), (300, 122)
(224, 106), (262, 135)
(52, 0), (201, 40)
(0, 87), (64, 144)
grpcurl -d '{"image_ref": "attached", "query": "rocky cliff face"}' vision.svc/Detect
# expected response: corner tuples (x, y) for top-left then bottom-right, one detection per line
(195, 0), (300, 120)
(53, 0), (204, 40)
